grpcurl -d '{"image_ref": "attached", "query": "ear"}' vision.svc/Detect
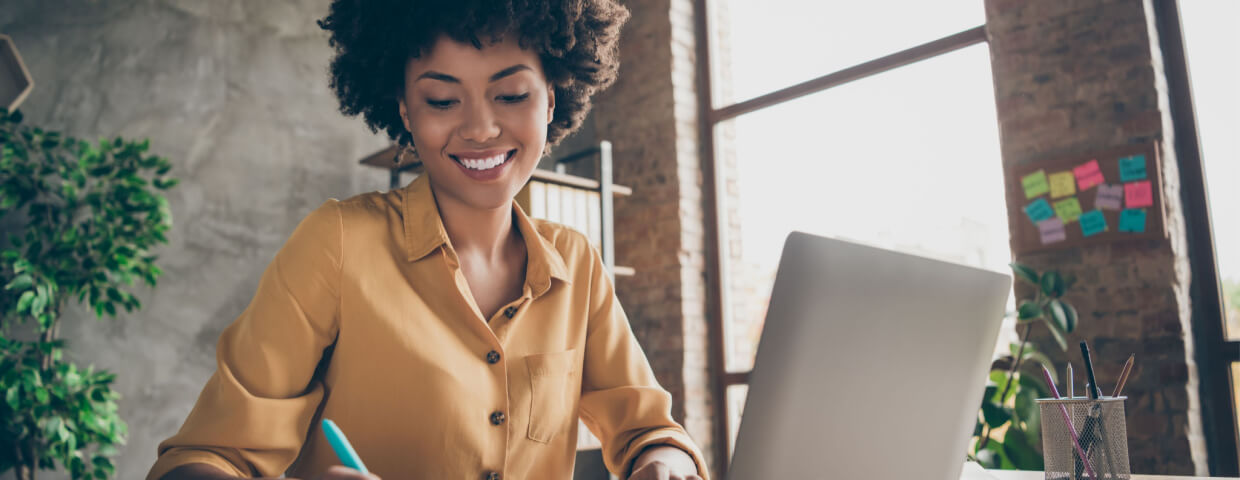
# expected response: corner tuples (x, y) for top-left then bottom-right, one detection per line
(546, 86), (555, 125)
(398, 98), (412, 132)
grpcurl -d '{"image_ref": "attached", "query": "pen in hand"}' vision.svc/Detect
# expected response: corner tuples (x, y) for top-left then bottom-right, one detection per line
(322, 419), (370, 475)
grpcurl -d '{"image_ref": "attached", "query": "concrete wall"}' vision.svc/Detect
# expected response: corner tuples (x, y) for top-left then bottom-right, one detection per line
(985, 0), (1207, 474)
(0, 1), (391, 478)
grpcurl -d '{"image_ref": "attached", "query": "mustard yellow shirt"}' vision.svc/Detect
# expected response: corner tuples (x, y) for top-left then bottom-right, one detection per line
(147, 174), (708, 480)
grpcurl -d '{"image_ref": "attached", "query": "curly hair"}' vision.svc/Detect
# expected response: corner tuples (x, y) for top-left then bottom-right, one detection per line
(317, 0), (630, 151)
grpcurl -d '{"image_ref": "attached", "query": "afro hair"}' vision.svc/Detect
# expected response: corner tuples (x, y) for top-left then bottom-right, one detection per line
(317, 0), (631, 151)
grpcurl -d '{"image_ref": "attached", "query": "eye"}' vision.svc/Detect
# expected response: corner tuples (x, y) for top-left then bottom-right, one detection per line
(426, 98), (457, 109)
(497, 93), (529, 104)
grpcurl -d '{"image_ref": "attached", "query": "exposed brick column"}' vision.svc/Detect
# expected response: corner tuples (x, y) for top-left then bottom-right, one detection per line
(590, 0), (721, 473)
(985, 0), (1207, 474)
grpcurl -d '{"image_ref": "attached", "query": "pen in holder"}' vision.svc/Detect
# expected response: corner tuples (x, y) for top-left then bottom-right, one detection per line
(1037, 396), (1130, 480)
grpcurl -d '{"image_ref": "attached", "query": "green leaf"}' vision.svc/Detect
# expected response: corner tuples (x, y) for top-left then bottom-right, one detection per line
(16, 290), (35, 313)
(1017, 300), (1042, 322)
(1014, 386), (1039, 425)
(1043, 318), (1069, 352)
(1040, 271), (1065, 298)
(1048, 299), (1070, 333)
(1010, 263), (1039, 287)
(1003, 424), (1044, 470)
(982, 400), (1012, 428)
(5, 273), (33, 290)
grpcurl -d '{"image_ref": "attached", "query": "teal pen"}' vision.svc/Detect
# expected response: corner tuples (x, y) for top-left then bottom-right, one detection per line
(322, 418), (369, 475)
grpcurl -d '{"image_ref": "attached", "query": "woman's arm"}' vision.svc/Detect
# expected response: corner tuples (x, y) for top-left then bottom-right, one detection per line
(161, 464), (380, 480)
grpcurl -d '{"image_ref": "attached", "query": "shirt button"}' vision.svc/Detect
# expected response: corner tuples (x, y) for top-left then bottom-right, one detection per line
(490, 410), (506, 426)
(503, 306), (518, 318)
(486, 350), (501, 364)
(484, 472), (502, 480)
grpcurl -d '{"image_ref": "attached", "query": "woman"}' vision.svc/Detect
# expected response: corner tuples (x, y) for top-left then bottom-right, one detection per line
(146, 1), (708, 479)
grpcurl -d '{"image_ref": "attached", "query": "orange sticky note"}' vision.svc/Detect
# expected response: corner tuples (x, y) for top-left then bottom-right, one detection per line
(1073, 159), (1105, 191)
(1125, 180), (1153, 208)
(1049, 171), (1076, 198)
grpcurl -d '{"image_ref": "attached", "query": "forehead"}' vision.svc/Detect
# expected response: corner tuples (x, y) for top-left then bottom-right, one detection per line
(407, 35), (545, 80)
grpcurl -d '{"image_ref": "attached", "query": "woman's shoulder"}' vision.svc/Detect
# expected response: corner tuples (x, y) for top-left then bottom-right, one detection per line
(527, 217), (598, 269)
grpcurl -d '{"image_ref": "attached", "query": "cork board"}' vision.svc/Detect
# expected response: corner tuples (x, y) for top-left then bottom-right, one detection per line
(1007, 142), (1166, 255)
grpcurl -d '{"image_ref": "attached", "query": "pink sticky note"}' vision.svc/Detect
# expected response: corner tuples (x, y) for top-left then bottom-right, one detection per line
(1038, 217), (1066, 244)
(1095, 184), (1124, 210)
(1125, 180), (1153, 208)
(1073, 160), (1105, 191)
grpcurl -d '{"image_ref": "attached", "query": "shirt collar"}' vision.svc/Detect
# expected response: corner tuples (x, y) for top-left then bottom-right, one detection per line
(401, 174), (571, 292)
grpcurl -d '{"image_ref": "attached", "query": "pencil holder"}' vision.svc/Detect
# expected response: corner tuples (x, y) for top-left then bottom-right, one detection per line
(1037, 397), (1130, 480)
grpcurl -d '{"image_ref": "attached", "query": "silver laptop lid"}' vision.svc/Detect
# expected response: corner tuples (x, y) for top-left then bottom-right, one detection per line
(728, 232), (1011, 479)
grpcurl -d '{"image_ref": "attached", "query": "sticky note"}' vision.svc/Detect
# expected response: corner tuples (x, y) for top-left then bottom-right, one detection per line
(1125, 180), (1153, 208)
(1095, 184), (1124, 210)
(1073, 159), (1105, 191)
(1053, 197), (1083, 223)
(1022, 170), (1050, 199)
(1119, 154), (1148, 182)
(1025, 198), (1055, 223)
(1079, 210), (1107, 237)
(1119, 209), (1147, 233)
(1049, 171), (1076, 198)
(1038, 217), (1066, 244)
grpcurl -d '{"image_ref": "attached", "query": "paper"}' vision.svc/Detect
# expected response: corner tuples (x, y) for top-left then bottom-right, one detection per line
(1079, 210), (1107, 237)
(1125, 180), (1153, 208)
(1049, 171), (1076, 198)
(1095, 184), (1124, 210)
(1120, 209), (1147, 233)
(1073, 159), (1105, 191)
(1038, 217), (1066, 244)
(1025, 198), (1055, 223)
(1119, 154), (1148, 182)
(1022, 170), (1050, 199)
(1053, 197), (1083, 223)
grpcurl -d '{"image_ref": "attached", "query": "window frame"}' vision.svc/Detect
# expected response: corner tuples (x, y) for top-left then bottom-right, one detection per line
(1154, 0), (1240, 475)
(689, 1), (988, 472)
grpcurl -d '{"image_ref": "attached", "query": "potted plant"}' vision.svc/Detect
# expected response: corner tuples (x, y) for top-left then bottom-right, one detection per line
(971, 262), (1081, 470)
(0, 108), (178, 480)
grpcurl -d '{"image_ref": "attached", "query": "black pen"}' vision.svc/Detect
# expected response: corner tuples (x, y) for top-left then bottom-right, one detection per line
(1080, 341), (1102, 400)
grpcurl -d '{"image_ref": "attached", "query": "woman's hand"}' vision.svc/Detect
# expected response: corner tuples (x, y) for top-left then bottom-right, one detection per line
(627, 446), (703, 480)
(305, 466), (382, 480)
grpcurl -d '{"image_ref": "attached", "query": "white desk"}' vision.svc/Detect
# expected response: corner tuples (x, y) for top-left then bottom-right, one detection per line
(980, 471), (1234, 480)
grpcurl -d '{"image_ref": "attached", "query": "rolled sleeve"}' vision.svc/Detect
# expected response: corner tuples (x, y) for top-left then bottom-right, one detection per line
(576, 245), (711, 480)
(146, 200), (343, 480)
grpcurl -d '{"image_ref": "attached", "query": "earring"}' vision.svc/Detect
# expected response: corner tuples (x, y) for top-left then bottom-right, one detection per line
(395, 144), (416, 165)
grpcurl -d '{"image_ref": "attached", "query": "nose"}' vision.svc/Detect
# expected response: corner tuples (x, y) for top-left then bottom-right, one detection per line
(458, 101), (501, 143)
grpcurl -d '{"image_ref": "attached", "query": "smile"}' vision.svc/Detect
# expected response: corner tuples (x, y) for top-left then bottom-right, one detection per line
(450, 150), (516, 171)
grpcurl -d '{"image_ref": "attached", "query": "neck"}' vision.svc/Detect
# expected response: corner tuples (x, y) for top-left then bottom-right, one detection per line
(431, 184), (521, 264)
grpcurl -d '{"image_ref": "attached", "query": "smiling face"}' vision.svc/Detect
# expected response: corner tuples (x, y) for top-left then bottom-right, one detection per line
(398, 35), (555, 211)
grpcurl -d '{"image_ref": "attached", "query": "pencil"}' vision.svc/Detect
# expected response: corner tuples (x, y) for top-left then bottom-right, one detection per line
(1112, 354), (1135, 398)
(1041, 365), (1098, 479)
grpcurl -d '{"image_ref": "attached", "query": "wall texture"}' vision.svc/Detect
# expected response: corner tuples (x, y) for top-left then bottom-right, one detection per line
(0, 1), (391, 478)
(985, 0), (1208, 474)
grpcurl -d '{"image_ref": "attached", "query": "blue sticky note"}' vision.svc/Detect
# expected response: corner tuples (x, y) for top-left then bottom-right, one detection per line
(1119, 155), (1147, 182)
(1119, 209), (1147, 233)
(1025, 198), (1055, 223)
(1080, 210), (1107, 237)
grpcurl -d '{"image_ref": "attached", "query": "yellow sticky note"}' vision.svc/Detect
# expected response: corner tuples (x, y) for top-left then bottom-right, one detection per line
(1053, 197), (1083, 224)
(1049, 171), (1076, 198)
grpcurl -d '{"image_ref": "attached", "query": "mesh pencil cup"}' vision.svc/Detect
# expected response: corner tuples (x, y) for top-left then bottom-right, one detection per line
(1037, 397), (1131, 480)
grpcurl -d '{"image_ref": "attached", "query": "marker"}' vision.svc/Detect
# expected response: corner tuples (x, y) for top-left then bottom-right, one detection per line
(322, 418), (369, 474)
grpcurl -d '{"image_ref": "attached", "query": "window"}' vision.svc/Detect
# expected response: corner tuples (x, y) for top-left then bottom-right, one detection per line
(698, 1), (1002, 468)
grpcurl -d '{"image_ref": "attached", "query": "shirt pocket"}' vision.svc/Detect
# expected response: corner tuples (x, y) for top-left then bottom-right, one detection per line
(525, 349), (578, 443)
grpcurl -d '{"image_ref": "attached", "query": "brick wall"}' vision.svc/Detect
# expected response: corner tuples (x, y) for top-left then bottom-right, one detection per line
(590, 0), (721, 474)
(985, 0), (1207, 474)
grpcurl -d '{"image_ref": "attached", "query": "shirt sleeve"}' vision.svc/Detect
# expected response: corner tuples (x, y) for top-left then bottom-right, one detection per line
(146, 200), (343, 480)
(576, 244), (711, 480)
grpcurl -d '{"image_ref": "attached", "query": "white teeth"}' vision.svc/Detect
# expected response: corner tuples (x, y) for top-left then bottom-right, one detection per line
(459, 152), (508, 170)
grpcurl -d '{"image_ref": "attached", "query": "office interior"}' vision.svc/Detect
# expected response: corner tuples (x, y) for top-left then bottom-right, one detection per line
(0, 0), (1236, 479)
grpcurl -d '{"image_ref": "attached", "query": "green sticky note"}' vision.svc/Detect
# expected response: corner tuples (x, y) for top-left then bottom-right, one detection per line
(1119, 155), (1147, 182)
(1119, 209), (1147, 233)
(1025, 198), (1055, 223)
(1022, 170), (1050, 199)
(1080, 210), (1107, 237)
(1053, 197), (1083, 223)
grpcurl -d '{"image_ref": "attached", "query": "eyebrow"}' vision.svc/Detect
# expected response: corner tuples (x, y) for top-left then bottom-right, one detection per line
(416, 64), (533, 84)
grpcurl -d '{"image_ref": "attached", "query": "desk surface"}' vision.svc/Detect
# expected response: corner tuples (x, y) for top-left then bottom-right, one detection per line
(982, 470), (1234, 480)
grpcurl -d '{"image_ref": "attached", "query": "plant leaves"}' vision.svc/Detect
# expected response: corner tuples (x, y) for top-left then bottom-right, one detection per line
(1003, 424), (1045, 470)
(1010, 263), (1039, 287)
(982, 400), (1012, 428)
(1040, 271), (1065, 298)
(1048, 299), (1070, 333)
(1017, 300), (1042, 322)
(1043, 318), (1069, 352)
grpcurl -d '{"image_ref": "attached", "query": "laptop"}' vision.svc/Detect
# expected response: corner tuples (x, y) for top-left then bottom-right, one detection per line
(727, 232), (1012, 479)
